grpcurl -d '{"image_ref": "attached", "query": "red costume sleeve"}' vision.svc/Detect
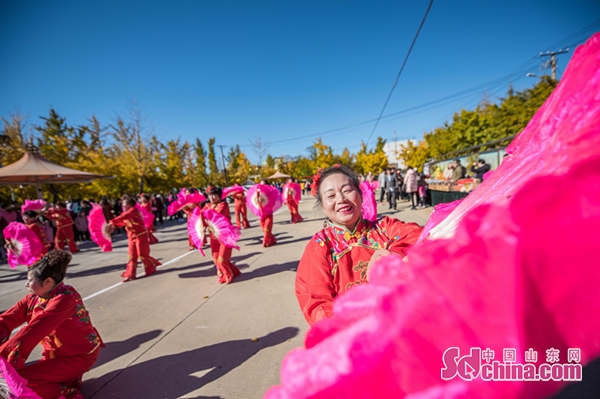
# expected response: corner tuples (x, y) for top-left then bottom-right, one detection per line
(0, 296), (28, 345)
(295, 238), (336, 325)
(378, 216), (423, 257)
(0, 294), (77, 368)
(110, 209), (131, 228)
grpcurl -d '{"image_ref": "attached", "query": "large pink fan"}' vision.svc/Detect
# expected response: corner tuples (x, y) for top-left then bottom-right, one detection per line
(0, 357), (42, 398)
(222, 185), (245, 199)
(359, 181), (377, 222)
(266, 33), (600, 399)
(186, 207), (206, 256)
(168, 192), (207, 216)
(88, 204), (112, 252)
(283, 182), (301, 204)
(21, 199), (46, 213)
(246, 184), (283, 218)
(201, 208), (241, 250)
(135, 203), (154, 229)
(369, 180), (379, 190)
(3, 222), (43, 268)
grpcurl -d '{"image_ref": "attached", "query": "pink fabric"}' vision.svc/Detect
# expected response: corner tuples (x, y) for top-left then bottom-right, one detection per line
(0, 357), (42, 398)
(246, 184), (283, 218)
(222, 185), (245, 199)
(429, 32), (600, 239)
(416, 199), (462, 244)
(359, 181), (377, 222)
(265, 33), (600, 399)
(21, 199), (46, 213)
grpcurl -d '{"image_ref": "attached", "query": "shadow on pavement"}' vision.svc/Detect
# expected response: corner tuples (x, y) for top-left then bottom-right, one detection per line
(93, 329), (163, 369)
(86, 327), (299, 399)
(276, 235), (312, 246)
(67, 263), (127, 278)
(234, 261), (298, 282)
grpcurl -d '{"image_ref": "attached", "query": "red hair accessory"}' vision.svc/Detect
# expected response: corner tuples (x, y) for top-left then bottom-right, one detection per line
(311, 168), (323, 197)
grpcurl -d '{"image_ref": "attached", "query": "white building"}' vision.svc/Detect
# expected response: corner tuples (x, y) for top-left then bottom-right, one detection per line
(383, 139), (410, 169)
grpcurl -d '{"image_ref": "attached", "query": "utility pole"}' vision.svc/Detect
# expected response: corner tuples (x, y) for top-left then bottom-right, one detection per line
(539, 48), (569, 80)
(217, 145), (229, 186)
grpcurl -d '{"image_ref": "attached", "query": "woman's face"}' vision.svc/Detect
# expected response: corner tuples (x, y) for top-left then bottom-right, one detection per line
(209, 193), (220, 204)
(25, 271), (53, 296)
(319, 173), (362, 230)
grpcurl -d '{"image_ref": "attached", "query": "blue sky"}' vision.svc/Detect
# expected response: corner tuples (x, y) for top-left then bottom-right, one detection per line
(1, 1), (599, 163)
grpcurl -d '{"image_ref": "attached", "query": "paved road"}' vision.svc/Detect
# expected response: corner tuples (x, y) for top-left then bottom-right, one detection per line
(0, 194), (432, 399)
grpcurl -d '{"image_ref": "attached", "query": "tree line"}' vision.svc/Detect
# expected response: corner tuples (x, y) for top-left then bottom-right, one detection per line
(0, 77), (557, 203)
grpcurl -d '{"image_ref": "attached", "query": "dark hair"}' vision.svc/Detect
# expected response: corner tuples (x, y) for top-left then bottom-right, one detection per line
(315, 164), (361, 207)
(208, 186), (222, 197)
(122, 196), (136, 207)
(55, 201), (67, 208)
(30, 250), (72, 284)
(23, 210), (38, 219)
(478, 159), (485, 164)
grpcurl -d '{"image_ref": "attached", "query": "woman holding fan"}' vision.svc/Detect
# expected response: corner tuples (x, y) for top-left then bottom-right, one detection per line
(296, 165), (423, 325)
(203, 187), (241, 284)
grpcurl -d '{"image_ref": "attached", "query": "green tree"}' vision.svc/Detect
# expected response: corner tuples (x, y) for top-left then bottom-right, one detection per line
(207, 137), (219, 184)
(193, 138), (208, 188)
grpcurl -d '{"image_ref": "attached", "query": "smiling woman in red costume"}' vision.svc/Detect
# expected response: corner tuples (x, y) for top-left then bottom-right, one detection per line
(0, 250), (103, 399)
(295, 165), (424, 325)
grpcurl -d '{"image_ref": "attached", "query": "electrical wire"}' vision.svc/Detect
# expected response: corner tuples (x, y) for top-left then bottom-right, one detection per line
(365, 0), (435, 147)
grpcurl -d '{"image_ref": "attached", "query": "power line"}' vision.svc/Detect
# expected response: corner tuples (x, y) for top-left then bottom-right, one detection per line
(365, 0), (434, 147)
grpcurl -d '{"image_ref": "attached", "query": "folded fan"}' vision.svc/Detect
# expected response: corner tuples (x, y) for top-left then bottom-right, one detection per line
(88, 204), (112, 252)
(4, 222), (43, 268)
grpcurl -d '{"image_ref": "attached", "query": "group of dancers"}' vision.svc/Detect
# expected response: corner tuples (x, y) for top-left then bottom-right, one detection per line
(0, 169), (412, 399)
(0, 178), (308, 398)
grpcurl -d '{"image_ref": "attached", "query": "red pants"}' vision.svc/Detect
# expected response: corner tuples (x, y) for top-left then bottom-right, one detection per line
(55, 227), (79, 253)
(210, 239), (241, 283)
(260, 214), (277, 247)
(124, 233), (161, 279)
(287, 202), (303, 224)
(19, 348), (99, 399)
(234, 203), (250, 229)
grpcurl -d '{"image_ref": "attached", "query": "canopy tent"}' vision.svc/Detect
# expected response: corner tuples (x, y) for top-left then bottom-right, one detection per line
(267, 171), (291, 179)
(0, 147), (113, 199)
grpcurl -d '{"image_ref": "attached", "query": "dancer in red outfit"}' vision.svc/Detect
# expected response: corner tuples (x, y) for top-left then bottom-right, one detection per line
(0, 250), (103, 399)
(22, 210), (52, 258)
(204, 187), (241, 284)
(140, 194), (159, 244)
(232, 187), (250, 229)
(283, 178), (303, 224)
(109, 196), (161, 282)
(42, 202), (79, 253)
(295, 165), (423, 325)
(257, 184), (277, 247)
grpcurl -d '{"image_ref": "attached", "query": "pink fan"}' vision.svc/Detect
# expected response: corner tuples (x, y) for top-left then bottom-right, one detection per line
(359, 181), (377, 222)
(246, 184), (283, 218)
(201, 208), (241, 250)
(88, 204), (112, 252)
(222, 185), (245, 199)
(186, 207), (205, 256)
(4, 222), (43, 268)
(369, 181), (379, 190)
(21, 199), (46, 213)
(168, 192), (207, 216)
(0, 357), (42, 398)
(135, 203), (154, 229)
(283, 182), (301, 203)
